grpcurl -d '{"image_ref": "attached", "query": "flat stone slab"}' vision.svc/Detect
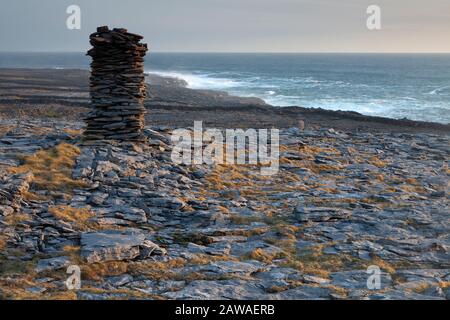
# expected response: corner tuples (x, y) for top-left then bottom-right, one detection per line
(294, 206), (352, 222)
(163, 279), (267, 300)
(183, 260), (262, 277)
(81, 229), (146, 263)
(35, 256), (71, 273)
(273, 285), (332, 300)
(330, 270), (393, 290)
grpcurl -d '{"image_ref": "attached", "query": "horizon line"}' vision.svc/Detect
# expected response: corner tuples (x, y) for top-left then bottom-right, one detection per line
(1, 51), (450, 55)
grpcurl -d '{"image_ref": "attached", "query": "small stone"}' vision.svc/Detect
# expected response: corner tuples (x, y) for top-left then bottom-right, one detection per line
(302, 275), (331, 285)
(26, 286), (47, 294)
(88, 192), (109, 205)
(139, 239), (167, 258)
(107, 274), (134, 287)
(36, 256), (71, 273)
(0, 205), (14, 216)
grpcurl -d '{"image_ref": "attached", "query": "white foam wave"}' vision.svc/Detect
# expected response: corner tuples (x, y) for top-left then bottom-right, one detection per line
(428, 86), (449, 95)
(147, 70), (242, 90)
(145, 69), (449, 124)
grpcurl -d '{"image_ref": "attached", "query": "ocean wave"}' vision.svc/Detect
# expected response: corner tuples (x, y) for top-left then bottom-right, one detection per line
(427, 86), (449, 95)
(146, 70), (243, 90)
(264, 96), (450, 123)
(146, 69), (449, 124)
(400, 96), (419, 101)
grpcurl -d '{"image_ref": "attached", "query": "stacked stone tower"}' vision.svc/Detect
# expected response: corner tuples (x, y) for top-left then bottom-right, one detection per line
(84, 26), (148, 141)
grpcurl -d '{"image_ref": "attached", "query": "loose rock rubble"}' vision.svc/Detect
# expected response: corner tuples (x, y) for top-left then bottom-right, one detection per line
(0, 172), (33, 214)
(84, 26), (148, 141)
(0, 119), (449, 300)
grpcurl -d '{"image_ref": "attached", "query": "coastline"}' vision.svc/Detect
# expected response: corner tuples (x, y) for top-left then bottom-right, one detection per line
(1, 67), (449, 300)
(0, 68), (449, 134)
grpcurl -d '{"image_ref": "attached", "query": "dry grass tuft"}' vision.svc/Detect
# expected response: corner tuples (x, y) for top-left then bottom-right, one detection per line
(411, 282), (432, 294)
(0, 236), (7, 251)
(48, 205), (95, 230)
(3, 213), (31, 226)
(273, 223), (299, 240)
(229, 215), (262, 225)
(368, 156), (388, 168)
(8, 143), (88, 194)
(370, 256), (396, 274)
(327, 284), (348, 297)
(188, 254), (238, 265)
(41, 291), (78, 300)
(63, 128), (83, 136)
(81, 261), (128, 281)
(277, 243), (368, 279)
(62, 245), (81, 254)
(0, 125), (13, 138)
(77, 287), (158, 300)
(128, 258), (186, 281)
(246, 248), (284, 264)
(0, 278), (41, 300)
(217, 205), (230, 214)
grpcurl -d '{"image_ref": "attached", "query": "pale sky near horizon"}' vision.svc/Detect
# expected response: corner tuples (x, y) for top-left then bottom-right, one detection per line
(0, 0), (449, 53)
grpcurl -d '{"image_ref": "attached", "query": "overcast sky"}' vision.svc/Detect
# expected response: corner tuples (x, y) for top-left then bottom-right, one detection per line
(0, 0), (449, 52)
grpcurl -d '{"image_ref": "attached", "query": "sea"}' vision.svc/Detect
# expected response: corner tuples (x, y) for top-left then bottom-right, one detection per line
(1, 52), (449, 124)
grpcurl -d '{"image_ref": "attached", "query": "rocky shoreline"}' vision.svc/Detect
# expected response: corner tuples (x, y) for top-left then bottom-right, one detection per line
(0, 68), (449, 133)
(0, 68), (449, 300)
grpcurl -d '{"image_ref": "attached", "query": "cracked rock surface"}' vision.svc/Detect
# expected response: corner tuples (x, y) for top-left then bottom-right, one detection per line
(0, 119), (449, 300)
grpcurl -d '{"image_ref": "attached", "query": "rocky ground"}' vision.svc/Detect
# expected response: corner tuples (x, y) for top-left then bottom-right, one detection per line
(0, 118), (449, 300)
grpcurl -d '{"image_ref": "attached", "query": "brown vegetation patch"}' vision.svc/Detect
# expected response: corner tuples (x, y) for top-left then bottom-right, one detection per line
(48, 205), (96, 230)
(8, 143), (88, 195)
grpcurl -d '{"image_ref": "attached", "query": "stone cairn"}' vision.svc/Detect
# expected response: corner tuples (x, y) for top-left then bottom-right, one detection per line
(84, 26), (148, 141)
